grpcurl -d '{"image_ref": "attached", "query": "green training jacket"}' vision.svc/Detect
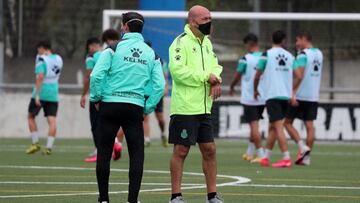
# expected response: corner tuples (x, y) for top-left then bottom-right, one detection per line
(169, 24), (223, 115)
(90, 32), (165, 114)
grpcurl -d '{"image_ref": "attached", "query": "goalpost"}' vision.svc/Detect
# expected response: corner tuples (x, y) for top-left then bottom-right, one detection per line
(102, 10), (360, 139)
(103, 10), (360, 30)
(102, 10), (360, 94)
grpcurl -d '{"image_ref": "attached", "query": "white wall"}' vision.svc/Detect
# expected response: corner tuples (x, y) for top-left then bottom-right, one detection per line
(0, 93), (171, 139)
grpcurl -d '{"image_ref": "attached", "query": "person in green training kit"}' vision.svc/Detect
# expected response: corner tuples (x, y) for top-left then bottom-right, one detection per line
(26, 41), (63, 155)
(229, 33), (265, 163)
(80, 29), (123, 163)
(143, 40), (169, 148)
(90, 12), (165, 203)
(254, 30), (295, 168)
(284, 31), (323, 166)
(168, 5), (224, 203)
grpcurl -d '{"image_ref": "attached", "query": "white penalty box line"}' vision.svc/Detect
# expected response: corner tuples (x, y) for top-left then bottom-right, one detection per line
(0, 165), (250, 199)
(1, 165), (360, 199)
(2, 181), (360, 190)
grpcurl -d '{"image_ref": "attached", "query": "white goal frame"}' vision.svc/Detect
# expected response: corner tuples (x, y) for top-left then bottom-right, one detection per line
(103, 10), (360, 30)
(101, 10), (360, 95)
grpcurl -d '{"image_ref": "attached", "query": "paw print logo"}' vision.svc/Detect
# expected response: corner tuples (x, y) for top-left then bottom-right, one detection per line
(313, 60), (321, 71)
(52, 65), (61, 75)
(131, 48), (142, 58)
(276, 54), (288, 66)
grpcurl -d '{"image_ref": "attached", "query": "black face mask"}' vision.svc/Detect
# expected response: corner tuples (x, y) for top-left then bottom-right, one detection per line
(198, 21), (211, 35)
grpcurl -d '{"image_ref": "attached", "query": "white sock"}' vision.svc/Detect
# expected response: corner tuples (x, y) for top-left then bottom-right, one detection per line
(114, 137), (120, 143)
(297, 140), (306, 152)
(283, 151), (291, 160)
(145, 136), (150, 143)
(31, 132), (39, 144)
(46, 136), (55, 149)
(89, 148), (97, 156)
(256, 147), (265, 158)
(246, 142), (255, 156)
(264, 149), (272, 159)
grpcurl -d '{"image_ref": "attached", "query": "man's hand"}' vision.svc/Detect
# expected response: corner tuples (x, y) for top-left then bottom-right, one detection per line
(208, 73), (220, 85)
(290, 95), (299, 107)
(95, 103), (100, 111)
(35, 95), (41, 107)
(229, 85), (235, 96)
(254, 90), (260, 100)
(210, 84), (222, 100)
(80, 95), (86, 108)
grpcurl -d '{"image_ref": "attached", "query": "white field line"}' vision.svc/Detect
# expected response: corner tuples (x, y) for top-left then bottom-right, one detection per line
(0, 165), (359, 199)
(237, 184), (360, 190)
(0, 165), (250, 199)
(0, 181), (203, 186)
(2, 181), (359, 190)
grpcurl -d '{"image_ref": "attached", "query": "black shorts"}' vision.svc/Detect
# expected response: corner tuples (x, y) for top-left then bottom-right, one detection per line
(266, 99), (289, 122)
(243, 105), (265, 122)
(286, 100), (318, 121)
(28, 98), (58, 117)
(169, 114), (214, 146)
(155, 97), (164, 113)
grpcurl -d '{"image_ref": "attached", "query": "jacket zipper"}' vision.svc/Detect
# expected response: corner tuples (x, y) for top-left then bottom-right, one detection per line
(198, 40), (207, 114)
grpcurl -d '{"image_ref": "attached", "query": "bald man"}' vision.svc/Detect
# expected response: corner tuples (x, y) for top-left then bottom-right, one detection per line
(168, 5), (224, 203)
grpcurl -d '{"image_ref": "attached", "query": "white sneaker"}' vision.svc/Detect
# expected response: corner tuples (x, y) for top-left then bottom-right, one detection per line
(296, 145), (311, 165)
(303, 155), (311, 165)
(301, 145), (311, 155)
(169, 196), (187, 203)
(206, 194), (224, 203)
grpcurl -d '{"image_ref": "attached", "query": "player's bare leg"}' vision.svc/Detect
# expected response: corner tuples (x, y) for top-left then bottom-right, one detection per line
(285, 118), (311, 164)
(302, 121), (315, 165)
(249, 120), (264, 163)
(170, 145), (190, 194)
(43, 116), (56, 155)
(271, 120), (292, 168)
(261, 125), (276, 166)
(243, 136), (255, 161)
(26, 113), (41, 154)
(199, 142), (217, 193)
(155, 112), (168, 147)
(304, 121), (315, 149)
(143, 115), (151, 147)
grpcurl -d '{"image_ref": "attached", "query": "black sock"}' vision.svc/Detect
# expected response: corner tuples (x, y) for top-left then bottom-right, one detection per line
(208, 192), (217, 200)
(171, 193), (182, 200)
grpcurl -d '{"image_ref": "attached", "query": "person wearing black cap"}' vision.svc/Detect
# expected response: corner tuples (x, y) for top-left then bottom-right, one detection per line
(90, 12), (165, 203)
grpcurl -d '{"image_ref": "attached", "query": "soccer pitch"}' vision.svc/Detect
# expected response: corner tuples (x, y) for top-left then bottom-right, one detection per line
(0, 138), (359, 203)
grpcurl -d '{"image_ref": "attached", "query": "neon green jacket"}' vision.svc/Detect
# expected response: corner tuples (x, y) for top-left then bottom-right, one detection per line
(169, 24), (223, 115)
